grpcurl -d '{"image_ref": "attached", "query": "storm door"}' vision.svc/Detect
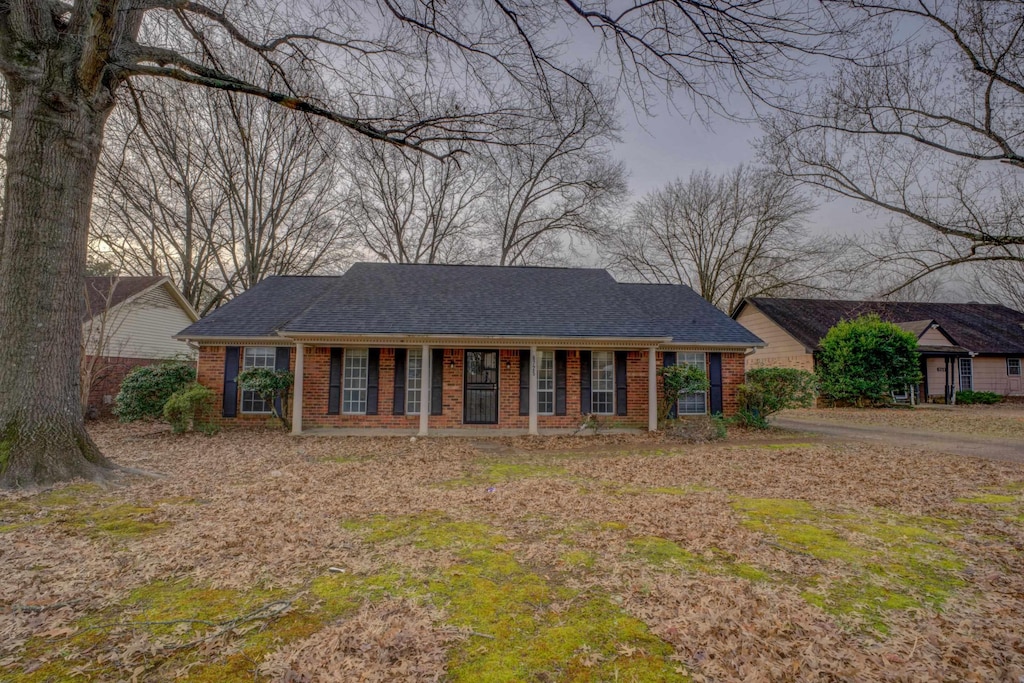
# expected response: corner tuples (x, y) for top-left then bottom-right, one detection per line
(464, 350), (498, 424)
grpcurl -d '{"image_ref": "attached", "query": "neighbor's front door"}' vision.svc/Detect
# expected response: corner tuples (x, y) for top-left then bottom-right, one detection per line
(464, 350), (498, 424)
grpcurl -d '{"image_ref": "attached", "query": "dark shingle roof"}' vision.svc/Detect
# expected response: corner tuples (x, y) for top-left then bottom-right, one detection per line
(618, 283), (764, 346)
(741, 298), (1024, 355)
(177, 263), (763, 346)
(176, 276), (344, 338)
(84, 276), (166, 323)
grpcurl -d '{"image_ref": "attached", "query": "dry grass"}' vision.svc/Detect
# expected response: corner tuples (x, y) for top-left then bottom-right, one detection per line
(784, 404), (1024, 439)
(1, 423), (1023, 682)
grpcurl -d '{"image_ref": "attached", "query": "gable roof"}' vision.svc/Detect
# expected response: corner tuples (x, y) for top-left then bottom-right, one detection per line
(175, 276), (343, 339)
(177, 263), (763, 346)
(736, 298), (1024, 355)
(618, 283), (763, 346)
(84, 276), (197, 323)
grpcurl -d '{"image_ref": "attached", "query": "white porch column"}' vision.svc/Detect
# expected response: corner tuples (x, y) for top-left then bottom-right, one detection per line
(528, 346), (539, 435)
(291, 343), (304, 435)
(648, 346), (658, 432)
(419, 344), (431, 436)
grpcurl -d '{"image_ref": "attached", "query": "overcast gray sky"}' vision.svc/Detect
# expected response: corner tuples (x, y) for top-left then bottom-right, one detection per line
(612, 104), (878, 239)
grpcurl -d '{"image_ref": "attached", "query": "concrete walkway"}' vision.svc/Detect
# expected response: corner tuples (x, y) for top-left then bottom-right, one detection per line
(772, 417), (1024, 464)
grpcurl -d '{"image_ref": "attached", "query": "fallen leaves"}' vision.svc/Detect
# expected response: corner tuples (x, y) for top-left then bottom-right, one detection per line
(0, 421), (1022, 681)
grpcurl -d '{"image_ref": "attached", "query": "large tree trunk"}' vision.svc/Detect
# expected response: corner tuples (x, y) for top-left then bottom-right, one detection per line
(0, 77), (116, 488)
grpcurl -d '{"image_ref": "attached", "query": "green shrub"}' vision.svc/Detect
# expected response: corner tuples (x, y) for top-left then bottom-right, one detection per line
(658, 364), (710, 422)
(237, 368), (294, 429)
(816, 315), (922, 406)
(736, 367), (817, 429)
(955, 390), (1001, 405)
(114, 361), (196, 422)
(163, 383), (217, 434)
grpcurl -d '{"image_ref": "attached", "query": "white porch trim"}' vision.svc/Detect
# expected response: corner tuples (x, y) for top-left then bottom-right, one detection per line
(291, 343), (304, 435)
(528, 345), (539, 435)
(648, 345), (657, 432)
(419, 343), (430, 436)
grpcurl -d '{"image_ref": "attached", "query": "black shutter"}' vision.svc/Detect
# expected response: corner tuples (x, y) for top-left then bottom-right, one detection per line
(709, 352), (723, 415)
(274, 347), (291, 416)
(663, 352), (677, 419)
(579, 350), (591, 414)
(222, 346), (240, 418)
(615, 350), (628, 416)
(393, 348), (407, 415)
(431, 348), (443, 415)
(328, 348), (342, 415)
(555, 350), (567, 416)
(366, 348), (380, 415)
(519, 349), (530, 416)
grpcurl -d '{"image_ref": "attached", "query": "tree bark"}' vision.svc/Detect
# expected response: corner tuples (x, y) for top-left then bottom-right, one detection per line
(0, 76), (116, 488)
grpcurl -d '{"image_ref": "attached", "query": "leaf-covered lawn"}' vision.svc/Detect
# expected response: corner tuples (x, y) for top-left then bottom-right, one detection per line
(784, 404), (1024, 439)
(2, 424), (1024, 682)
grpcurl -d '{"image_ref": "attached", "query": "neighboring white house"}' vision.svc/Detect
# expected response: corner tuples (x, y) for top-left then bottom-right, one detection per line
(83, 276), (198, 416)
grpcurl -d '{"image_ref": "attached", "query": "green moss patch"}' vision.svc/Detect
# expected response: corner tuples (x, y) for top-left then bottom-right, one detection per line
(955, 493), (1017, 505)
(1, 486), (172, 538)
(343, 513), (688, 682)
(629, 536), (769, 582)
(733, 498), (965, 633)
(438, 461), (568, 488)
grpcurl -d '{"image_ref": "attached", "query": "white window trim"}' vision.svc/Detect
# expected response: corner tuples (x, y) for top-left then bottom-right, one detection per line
(407, 348), (423, 415)
(676, 352), (708, 416)
(342, 348), (369, 415)
(591, 350), (615, 415)
(958, 357), (973, 391)
(537, 350), (555, 416)
(241, 346), (276, 414)
(1008, 358), (1021, 377)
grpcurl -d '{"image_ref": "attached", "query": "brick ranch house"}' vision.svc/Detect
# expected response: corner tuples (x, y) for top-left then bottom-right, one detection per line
(83, 276), (198, 416)
(733, 297), (1024, 402)
(176, 263), (764, 434)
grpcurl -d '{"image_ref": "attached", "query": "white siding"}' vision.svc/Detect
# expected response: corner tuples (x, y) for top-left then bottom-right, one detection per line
(83, 284), (196, 360)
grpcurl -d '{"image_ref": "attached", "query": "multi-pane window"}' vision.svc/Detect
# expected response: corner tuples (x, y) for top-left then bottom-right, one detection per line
(537, 351), (554, 414)
(591, 350), (615, 415)
(241, 346), (276, 414)
(1008, 358), (1021, 377)
(959, 357), (973, 391)
(342, 348), (369, 414)
(407, 349), (423, 414)
(677, 352), (707, 415)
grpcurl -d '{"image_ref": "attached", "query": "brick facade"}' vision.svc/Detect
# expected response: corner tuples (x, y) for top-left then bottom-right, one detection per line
(83, 355), (164, 418)
(198, 344), (746, 430)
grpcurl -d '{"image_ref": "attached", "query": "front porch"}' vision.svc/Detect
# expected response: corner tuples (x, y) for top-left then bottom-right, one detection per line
(289, 341), (666, 436)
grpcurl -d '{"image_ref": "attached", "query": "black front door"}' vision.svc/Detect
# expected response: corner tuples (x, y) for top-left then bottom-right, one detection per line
(464, 350), (498, 424)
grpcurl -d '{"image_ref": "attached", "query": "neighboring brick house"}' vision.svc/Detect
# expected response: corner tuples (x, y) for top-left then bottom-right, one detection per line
(83, 276), (198, 416)
(733, 297), (1024, 402)
(176, 263), (764, 434)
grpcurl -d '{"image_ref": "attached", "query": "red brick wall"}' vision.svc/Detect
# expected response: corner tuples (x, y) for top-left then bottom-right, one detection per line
(721, 352), (745, 416)
(198, 345), (297, 426)
(83, 355), (170, 418)
(197, 345), (746, 429)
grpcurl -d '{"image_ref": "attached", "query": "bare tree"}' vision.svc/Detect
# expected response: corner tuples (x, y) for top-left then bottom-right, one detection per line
(94, 68), (350, 314)
(482, 81), (628, 265)
(343, 137), (487, 264)
(0, 0), (843, 486)
(762, 0), (1024, 293)
(968, 256), (1024, 312)
(93, 84), (228, 313)
(605, 166), (846, 313)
